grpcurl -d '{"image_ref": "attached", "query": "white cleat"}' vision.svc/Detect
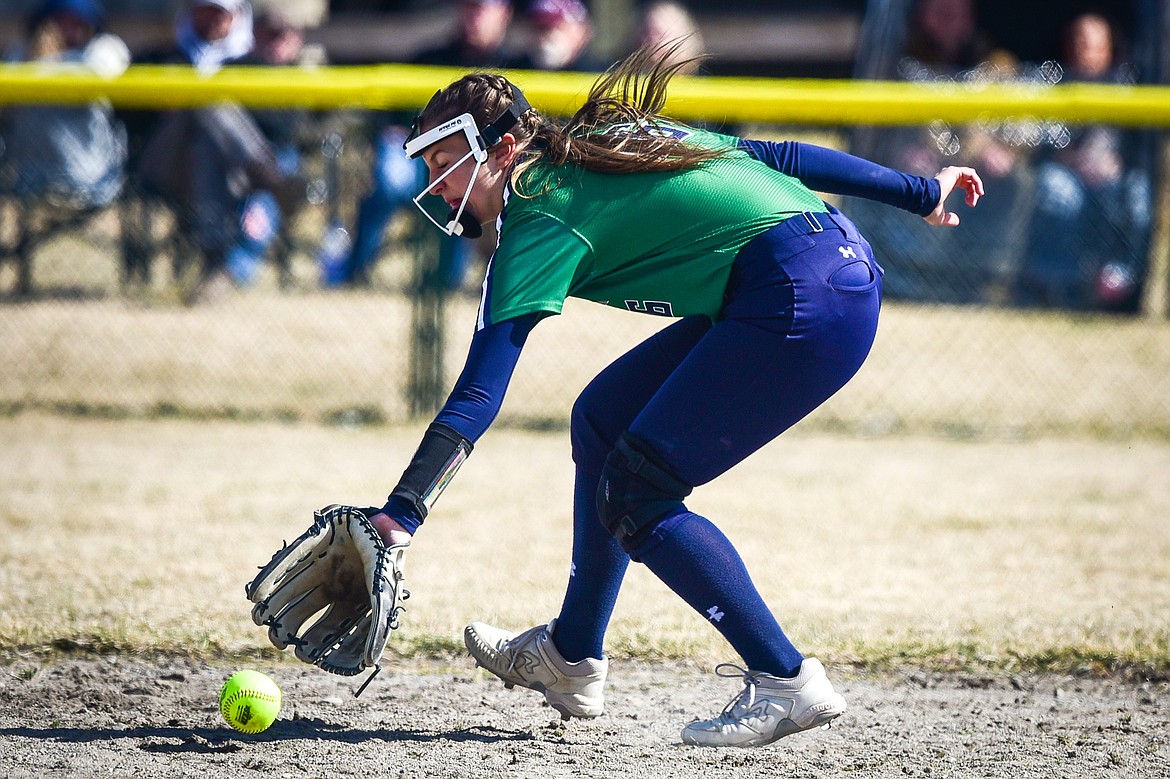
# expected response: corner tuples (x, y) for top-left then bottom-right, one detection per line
(464, 618), (607, 719)
(681, 658), (846, 748)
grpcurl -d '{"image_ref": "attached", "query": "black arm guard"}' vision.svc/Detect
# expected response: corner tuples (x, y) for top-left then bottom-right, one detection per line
(388, 422), (473, 520)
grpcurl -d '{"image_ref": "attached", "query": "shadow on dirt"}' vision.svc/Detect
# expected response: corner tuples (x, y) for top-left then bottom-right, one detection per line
(0, 721), (535, 751)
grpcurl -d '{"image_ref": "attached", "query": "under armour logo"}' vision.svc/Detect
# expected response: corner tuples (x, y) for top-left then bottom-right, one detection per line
(570, 562), (577, 578)
(706, 605), (724, 623)
(514, 651), (541, 678)
(838, 245), (858, 259)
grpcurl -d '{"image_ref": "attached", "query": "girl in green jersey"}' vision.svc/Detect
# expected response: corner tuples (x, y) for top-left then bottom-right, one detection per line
(369, 45), (983, 747)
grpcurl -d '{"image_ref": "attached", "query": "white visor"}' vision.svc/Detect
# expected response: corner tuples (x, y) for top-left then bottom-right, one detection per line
(404, 113), (488, 237)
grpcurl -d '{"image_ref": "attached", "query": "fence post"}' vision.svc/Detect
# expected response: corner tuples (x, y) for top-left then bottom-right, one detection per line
(1141, 137), (1170, 319)
(407, 215), (447, 418)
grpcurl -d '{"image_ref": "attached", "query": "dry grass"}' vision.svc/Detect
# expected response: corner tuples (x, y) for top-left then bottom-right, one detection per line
(3, 128), (1169, 439)
(1, 413), (1167, 677)
(3, 284), (1169, 436)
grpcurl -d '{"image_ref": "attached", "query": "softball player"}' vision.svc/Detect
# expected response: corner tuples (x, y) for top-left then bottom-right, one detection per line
(369, 47), (983, 747)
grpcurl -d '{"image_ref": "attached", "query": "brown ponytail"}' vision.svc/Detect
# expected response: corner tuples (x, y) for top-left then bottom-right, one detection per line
(414, 41), (727, 197)
(517, 41), (727, 184)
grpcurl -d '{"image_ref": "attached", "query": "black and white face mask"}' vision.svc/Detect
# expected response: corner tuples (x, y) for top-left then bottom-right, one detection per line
(402, 83), (532, 240)
(403, 112), (487, 238)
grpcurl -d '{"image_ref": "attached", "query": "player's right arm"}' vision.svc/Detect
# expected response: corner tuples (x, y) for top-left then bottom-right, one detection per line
(369, 312), (542, 546)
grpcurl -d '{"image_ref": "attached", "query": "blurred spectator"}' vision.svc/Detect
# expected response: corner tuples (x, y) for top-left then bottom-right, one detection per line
(0, 0), (129, 209)
(1015, 13), (1152, 312)
(895, 0), (1022, 186)
(851, 0), (1029, 304)
(132, 0), (303, 303)
(628, 2), (724, 136)
(224, 0), (328, 286)
(901, 0), (994, 75)
(413, 0), (512, 68)
(249, 2), (326, 68)
(633, 1), (704, 73)
(1061, 11), (1117, 81)
(170, 0), (255, 74)
(326, 0), (514, 289)
(507, 0), (604, 72)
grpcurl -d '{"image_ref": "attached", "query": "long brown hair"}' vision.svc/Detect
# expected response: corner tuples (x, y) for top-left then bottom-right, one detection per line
(414, 41), (727, 195)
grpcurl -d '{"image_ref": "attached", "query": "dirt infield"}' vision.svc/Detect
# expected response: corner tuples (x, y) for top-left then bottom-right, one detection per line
(1, 656), (1166, 778)
(3, 415), (1169, 776)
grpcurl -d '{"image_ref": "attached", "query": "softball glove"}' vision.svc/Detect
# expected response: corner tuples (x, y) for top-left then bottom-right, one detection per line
(245, 504), (409, 679)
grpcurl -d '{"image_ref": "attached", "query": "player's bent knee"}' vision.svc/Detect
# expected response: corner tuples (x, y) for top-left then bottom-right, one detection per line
(596, 433), (693, 553)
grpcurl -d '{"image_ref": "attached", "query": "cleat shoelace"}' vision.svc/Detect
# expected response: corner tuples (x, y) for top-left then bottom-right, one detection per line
(501, 625), (546, 676)
(708, 663), (769, 727)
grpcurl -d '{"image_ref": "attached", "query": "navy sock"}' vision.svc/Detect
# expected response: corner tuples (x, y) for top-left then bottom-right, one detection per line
(551, 469), (630, 662)
(637, 512), (804, 677)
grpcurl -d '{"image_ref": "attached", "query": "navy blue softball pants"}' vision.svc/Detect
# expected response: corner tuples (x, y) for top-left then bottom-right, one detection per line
(555, 206), (883, 661)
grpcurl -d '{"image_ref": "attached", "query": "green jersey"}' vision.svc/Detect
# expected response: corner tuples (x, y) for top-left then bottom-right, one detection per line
(477, 127), (827, 329)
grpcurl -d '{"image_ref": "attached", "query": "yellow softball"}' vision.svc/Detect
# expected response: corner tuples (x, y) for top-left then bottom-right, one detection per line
(218, 669), (282, 734)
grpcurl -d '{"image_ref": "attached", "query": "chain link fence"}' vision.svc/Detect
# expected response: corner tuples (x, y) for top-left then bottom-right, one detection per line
(2, 107), (1169, 438)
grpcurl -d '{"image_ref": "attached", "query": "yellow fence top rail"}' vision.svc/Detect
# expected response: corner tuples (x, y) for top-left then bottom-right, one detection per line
(2, 63), (1170, 127)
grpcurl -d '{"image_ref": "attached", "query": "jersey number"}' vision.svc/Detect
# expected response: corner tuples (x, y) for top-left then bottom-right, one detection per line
(625, 299), (675, 317)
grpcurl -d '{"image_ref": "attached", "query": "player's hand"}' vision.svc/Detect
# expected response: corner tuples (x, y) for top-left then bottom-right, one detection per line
(370, 511), (413, 547)
(924, 166), (984, 227)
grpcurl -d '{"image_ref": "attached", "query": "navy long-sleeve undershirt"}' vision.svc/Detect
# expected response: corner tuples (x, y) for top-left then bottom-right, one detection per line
(737, 139), (942, 217)
(432, 312), (539, 443)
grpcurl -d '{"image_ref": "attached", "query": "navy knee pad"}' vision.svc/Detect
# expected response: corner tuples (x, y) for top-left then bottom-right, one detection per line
(597, 434), (693, 552)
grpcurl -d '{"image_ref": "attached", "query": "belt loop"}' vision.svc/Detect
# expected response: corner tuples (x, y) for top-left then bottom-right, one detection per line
(802, 211), (823, 233)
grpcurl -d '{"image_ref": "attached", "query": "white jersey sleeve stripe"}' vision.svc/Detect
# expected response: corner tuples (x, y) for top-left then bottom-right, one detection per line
(476, 187), (511, 331)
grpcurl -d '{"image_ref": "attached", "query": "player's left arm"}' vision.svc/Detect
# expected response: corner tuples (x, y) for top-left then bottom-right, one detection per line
(738, 139), (981, 223)
(922, 165), (984, 227)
